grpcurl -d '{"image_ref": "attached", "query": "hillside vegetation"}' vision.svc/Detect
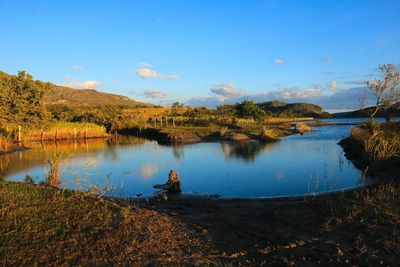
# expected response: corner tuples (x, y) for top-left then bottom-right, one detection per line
(45, 86), (143, 107)
(257, 101), (332, 118)
(0, 71), (144, 108)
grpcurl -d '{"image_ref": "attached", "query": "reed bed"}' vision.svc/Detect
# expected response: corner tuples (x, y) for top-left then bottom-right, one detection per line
(350, 124), (400, 162)
(295, 122), (312, 133)
(28, 122), (107, 141)
(265, 117), (314, 124)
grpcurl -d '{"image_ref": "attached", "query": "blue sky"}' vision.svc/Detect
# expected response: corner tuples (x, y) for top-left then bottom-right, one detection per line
(1, 0), (399, 111)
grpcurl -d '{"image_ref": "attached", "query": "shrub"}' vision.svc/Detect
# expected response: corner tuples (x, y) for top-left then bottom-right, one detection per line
(260, 127), (279, 142)
(234, 100), (266, 123)
(364, 131), (400, 161)
(295, 123), (312, 134)
(218, 127), (228, 136)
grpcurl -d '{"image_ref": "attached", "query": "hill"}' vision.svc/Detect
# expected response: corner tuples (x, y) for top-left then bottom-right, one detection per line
(44, 85), (143, 107)
(333, 103), (400, 118)
(0, 71), (145, 108)
(257, 101), (332, 118)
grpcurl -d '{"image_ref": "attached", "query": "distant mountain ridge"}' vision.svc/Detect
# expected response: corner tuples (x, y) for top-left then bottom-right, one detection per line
(257, 101), (332, 118)
(0, 71), (146, 107)
(333, 103), (400, 118)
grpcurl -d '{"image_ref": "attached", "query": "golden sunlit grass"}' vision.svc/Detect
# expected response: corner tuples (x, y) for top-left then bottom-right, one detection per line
(259, 127), (279, 142)
(294, 122), (312, 134)
(350, 123), (400, 162)
(45, 152), (65, 187)
(28, 122), (107, 141)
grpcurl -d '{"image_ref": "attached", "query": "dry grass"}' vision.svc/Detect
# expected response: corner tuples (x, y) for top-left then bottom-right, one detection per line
(295, 123), (312, 133)
(350, 124), (400, 162)
(28, 122), (107, 141)
(265, 117), (314, 124)
(45, 153), (65, 187)
(323, 183), (400, 259)
(259, 127), (279, 142)
(364, 131), (400, 161)
(218, 126), (229, 136)
(0, 182), (213, 266)
(1, 180), (400, 266)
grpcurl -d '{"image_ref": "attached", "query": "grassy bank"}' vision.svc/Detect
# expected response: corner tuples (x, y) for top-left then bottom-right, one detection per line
(0, 181), (212, 266)
(340, 122), (400, 173)
(1, 181), (399, 266)
(28, 122), (107, 141)
(0, 122), (107, 154)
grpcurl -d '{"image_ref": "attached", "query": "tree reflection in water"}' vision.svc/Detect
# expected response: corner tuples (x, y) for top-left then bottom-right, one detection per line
(220, 141), (277, 162)
(0, 137), (146, 180)
(171, 146), (185, 161)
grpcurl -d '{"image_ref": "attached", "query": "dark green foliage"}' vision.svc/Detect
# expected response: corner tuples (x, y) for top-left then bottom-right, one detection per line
(234, 100), (266, 122)
(0, 71), (50, 131)
(171, 102), (184, 108)
(257, 101), (331, 118)
(216, 104), (235, 118)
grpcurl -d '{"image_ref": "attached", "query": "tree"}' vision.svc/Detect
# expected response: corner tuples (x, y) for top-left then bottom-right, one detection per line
(216, 104), (235, 117)
(367, 64), (400, 125)
(234, 100), (266, 123)
(0, 71), (50, 129)
(171, 102), (184, 108)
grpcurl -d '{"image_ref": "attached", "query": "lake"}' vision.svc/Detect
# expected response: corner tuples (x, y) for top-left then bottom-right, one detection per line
(0, 119), (371, 198)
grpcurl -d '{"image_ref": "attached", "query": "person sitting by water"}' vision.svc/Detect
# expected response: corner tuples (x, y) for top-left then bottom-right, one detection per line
(153, 169), (182, 194)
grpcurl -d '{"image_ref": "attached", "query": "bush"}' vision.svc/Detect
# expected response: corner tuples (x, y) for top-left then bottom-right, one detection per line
(295, 123), (312, 134)
(259, 127), (279, 142)
(364, 131), (400, 161)
(350, 125), (400, 162)
(234, 100), (266, 123)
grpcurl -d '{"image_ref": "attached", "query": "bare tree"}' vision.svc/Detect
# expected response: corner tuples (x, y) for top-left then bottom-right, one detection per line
(367, 64), (400, 125)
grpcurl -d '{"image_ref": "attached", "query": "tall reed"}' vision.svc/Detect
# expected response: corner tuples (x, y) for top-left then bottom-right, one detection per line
(45, 153), (65, 187)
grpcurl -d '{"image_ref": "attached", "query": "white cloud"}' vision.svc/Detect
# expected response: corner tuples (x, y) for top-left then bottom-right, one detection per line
(65, 81), (102, 89)
(133, 68), (160, 79)
(71, 65), (85, 72)
(166, 74), (179, 80)
(60, 76), (102, 89)
(187, 86), (322, 107)
(328, 81), (337, 90)
(144, 89), (169, 99)
(271, 87), (322, 99)
(131, 68), (179, 80)
(274, 59), (284, 65)
(137, 62), (152, 68)
(187, 84), (376, 112)
(210, 84), (244, 98)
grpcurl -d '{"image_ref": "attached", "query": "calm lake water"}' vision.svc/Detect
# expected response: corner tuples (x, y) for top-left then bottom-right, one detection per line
(1, 118), (374, 198)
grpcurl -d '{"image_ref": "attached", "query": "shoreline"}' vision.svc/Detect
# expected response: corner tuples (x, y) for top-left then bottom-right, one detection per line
(2, 179), (398, 266)
(1, 130), (399, 265)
